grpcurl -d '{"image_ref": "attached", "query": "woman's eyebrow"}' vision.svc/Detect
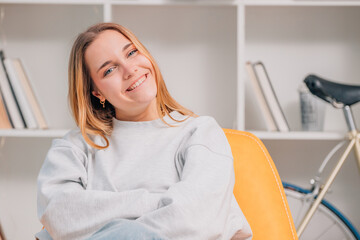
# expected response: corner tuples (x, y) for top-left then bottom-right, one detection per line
(122, 42), (132, 52)
(96, 43), (133, 73)
(97, 60), (112, 73)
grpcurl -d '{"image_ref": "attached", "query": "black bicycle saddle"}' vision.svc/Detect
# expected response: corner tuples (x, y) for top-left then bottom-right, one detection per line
(304, 74), (360, 107)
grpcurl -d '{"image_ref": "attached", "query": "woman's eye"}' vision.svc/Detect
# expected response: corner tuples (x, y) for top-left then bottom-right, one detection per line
(128, 49), (138, 57)
(104, 67), (115, 77)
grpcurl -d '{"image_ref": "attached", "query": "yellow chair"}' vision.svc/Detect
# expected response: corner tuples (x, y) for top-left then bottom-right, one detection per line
(224, 129), (298, 240)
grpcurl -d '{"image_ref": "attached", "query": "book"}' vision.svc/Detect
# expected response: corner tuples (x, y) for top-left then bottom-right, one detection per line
(12, 59), (48, 129)
(253, 61), (290, 132)
(0, 88), (12, 129)
(4, 58), (38, 129)
(0, 51), (25, 129)
(246, 61), (277, 131)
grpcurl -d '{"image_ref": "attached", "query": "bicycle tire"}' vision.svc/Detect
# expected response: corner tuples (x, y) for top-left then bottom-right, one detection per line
(283, 182), (360, 240)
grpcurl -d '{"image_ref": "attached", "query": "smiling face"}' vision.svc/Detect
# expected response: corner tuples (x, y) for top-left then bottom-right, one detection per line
(85, 30), (158, 121)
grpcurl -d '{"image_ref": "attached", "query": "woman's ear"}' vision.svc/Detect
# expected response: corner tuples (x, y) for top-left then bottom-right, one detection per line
(92, 90), (104, 100)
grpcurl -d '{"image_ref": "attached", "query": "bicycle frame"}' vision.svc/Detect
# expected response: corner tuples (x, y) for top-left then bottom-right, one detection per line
(297, 105), (360, 237)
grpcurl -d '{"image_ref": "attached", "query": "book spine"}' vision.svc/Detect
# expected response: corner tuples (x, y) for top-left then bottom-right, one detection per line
(0, 74), (13, 128)
(253, 62), (290, 132)
(0, 51), (25, 129)
(0, 88), (12, 129)
(14, 59), (48, 129)
(246, 62), (277, 131)
(4, 58), (38, 129)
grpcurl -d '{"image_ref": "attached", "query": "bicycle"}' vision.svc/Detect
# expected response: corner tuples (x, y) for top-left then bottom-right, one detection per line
(282, 74), (360, 240)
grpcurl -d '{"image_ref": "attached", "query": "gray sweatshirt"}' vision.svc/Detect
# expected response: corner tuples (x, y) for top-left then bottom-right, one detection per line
(36, 111), (252, 240)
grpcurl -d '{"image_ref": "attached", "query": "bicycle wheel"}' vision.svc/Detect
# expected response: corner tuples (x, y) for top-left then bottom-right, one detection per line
(283, 182), (360, 240)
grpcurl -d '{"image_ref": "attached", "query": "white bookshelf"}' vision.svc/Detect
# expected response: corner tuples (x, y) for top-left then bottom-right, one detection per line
(0, 0), (358, 136)
(0, 1), (359, 239)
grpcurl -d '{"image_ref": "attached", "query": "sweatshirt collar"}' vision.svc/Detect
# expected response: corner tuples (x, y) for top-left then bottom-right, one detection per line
(112, 111), (187, 129)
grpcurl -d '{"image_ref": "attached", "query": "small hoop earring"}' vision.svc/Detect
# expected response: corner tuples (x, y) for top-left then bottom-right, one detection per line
(100, 99), (105, 108)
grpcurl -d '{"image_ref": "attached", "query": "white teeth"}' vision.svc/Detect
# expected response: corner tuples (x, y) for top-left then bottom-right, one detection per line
(128, 75), (146, 91)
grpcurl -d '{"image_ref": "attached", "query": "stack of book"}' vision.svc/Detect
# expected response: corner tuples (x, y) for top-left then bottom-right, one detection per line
(246, 61), (290, 132)
(0, 50), (47, 130)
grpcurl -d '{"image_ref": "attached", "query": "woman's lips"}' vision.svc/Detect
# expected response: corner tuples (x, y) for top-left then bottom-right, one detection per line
(126, 74), (147, 92)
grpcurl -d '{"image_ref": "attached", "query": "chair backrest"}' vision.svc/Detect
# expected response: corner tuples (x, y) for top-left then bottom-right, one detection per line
(223, 129), (298, 240)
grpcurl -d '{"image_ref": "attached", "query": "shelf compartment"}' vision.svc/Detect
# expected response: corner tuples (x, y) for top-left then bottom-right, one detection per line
(0, 3), (103, 129)
(244, 5), (360, 133)
(112, 4), (238, 128)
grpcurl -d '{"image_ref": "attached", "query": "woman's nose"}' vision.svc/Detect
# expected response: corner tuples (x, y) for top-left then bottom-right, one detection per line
(123, 64), (138, 80)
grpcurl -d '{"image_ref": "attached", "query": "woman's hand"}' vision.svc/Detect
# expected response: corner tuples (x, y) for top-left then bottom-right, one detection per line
(231, 230), (252, 240)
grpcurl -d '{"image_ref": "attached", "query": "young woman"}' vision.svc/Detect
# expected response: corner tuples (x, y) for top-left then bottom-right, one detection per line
(36, 23), (252, 240)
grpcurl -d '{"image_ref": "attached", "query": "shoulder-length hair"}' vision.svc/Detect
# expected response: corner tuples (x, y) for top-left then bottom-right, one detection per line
(68, 22), (197, 149)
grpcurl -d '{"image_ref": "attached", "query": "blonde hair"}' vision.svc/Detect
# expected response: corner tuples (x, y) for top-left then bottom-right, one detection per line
(68, 22), (197, 149)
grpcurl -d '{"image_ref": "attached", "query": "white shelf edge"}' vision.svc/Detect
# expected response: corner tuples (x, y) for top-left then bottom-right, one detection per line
(0, 0), (359, 7)
(0, 129), (70, 137)
(0, 0), (237, 6)
(0, 0), (105, 4)
(244, 0), (360, 6)
(249, 130), (345, 140)
(110, 0), (238, 6)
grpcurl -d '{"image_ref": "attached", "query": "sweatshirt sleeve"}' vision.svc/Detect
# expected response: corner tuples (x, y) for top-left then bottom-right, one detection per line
(136, 117), (250, 239)
(37, 138), (161, 240)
